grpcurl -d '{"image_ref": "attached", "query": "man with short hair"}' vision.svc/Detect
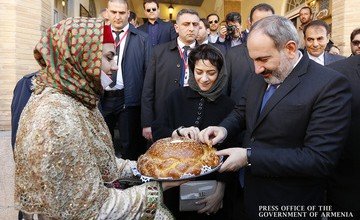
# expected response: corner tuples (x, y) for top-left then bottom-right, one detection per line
(196, 18), (226, 54)
(218, 12), (243, 49)
(304, 20), (344, 65)
(199, 15), (351, 219)
(226, 3), (274, 101)
(207, 13), (220, 43)
(141, 9), (199, 141)
(138, 0), (177, 47)
(100, 0), (151, 160)
(350, 28), (360, 56)
(297, 6), (313, 49)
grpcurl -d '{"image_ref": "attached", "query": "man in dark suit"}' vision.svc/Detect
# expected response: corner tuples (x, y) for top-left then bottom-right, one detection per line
(217, 12), (243, 50)
(138, 0), (177, 47)
(141, 9), (200, 141)
(199, 15), (351, 219)
(100, 0), (151, 160)
(196, 18), (226, 55)
(327, 55), (360, 219)
(226, 3), (274, 102)
(303, 20), (345, 65)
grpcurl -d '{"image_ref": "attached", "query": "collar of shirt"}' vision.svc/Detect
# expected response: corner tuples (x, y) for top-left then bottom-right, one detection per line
(293, 50), (303, 68)
(266, 50), (303, 90)
(307, 51), (325, 65)
(201, 39), (209, 45)
(177, 38), (196, 50)
(111, 23), (130, 36)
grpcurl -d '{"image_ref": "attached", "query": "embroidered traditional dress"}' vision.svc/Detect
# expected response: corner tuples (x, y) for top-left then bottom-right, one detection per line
(14, 17), (171, 219)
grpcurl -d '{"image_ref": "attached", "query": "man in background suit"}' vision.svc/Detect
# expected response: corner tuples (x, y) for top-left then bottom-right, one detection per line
(327, 55), (360, 219)
(196, 18), (226, 55)
(226, 3), (274, 102)
(141, 9), (199, 141)
(199, 15), (351, 219)
(138, 0), (177, 47)
(100, 0), (151, 160)
(304, 20), (344, 65)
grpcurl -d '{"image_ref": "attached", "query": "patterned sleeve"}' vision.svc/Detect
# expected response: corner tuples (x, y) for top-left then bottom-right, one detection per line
(97, 181), (173, 219)
(115, 157), (138, 178)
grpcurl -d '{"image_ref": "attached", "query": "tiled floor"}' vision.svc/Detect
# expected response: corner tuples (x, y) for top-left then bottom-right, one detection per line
(0, 131), (17, 219)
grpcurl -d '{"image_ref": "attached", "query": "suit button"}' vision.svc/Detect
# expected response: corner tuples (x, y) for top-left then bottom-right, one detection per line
(250, 137), (255, 142)
(177, 64), (180, 68)
(174, 79), (178, 83)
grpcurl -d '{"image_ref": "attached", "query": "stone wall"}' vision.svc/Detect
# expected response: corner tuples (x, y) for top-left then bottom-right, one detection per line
(0, 0), (51, 130)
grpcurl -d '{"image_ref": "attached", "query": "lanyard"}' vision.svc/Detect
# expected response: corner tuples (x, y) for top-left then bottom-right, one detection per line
(114, 30), (129, 49)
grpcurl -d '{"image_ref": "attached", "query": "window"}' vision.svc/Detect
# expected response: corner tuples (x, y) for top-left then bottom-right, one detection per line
(286, 0), (306, 12)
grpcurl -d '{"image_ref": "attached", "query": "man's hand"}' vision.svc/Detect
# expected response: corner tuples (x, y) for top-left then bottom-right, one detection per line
(142, 127), (152, 141)
(198, 126), (227, 145)
(219, 25), (227, 39)
(196, 181), (225, 215)
(216, 148), (248, 172)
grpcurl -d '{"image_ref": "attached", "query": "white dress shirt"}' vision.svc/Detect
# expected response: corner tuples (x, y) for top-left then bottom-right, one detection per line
(105, 24), (130, 91)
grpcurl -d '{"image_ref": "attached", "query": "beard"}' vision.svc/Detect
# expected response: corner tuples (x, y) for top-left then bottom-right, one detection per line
(263, 52), (294, 85)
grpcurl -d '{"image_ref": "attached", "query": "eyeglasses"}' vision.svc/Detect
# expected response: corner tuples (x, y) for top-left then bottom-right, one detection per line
(352, 40), (360, 46)
(146, 8), (157, 12)
(209, 20), (218, 24)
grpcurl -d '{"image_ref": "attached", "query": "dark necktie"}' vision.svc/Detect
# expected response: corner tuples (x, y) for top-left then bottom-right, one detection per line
(109, 30), (123, 88)
(180, 46), (190, 86)
(260, 84), (278, 112)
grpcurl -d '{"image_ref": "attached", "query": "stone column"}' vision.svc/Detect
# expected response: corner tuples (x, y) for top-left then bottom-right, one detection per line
(332, 0), (360, 56)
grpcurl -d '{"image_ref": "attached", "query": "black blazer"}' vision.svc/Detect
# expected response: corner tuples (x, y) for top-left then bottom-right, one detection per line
(225, 43), (255, 103)
(11, 72), (37, 148)
(327, 55), (360, 212)
(138, 19), (177, 46)
(220, 54), (352, 219)
(141, 40), (184, 127)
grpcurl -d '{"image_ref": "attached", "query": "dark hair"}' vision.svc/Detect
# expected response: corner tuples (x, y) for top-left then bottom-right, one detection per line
(303, 19), (330, 36)
(225, 12), (241, 24)
(350, 28), (360, 41)
(299, 6), (312, 14)
(249, 3), (275, 22)
(188, 44), (223, 74)
(200, 18), (210, 29)
(206, 13), (220, 21)
(143, 0), (159, 8)
(176, 9), (199, 21)
(128, 11), (137, 22)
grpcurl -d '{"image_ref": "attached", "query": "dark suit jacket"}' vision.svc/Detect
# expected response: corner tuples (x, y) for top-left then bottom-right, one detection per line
(110, 24), (152, 106)
(220, 54), (352, 219)
(138, 19), (177, 46)
(324, 52), (345, 65)
(225, 43), (255, 103)
(209, 42), (226, 56)
(327, 55), (360, 211)
(11, 72), (37, 148)
(141, 40), (184, 127)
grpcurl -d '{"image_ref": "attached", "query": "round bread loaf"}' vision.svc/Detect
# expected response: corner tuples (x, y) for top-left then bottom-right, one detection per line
(137, 137), (220, 179)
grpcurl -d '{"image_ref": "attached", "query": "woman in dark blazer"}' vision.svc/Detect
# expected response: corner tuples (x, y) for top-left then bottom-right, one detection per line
(152, 44), (238, 219)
